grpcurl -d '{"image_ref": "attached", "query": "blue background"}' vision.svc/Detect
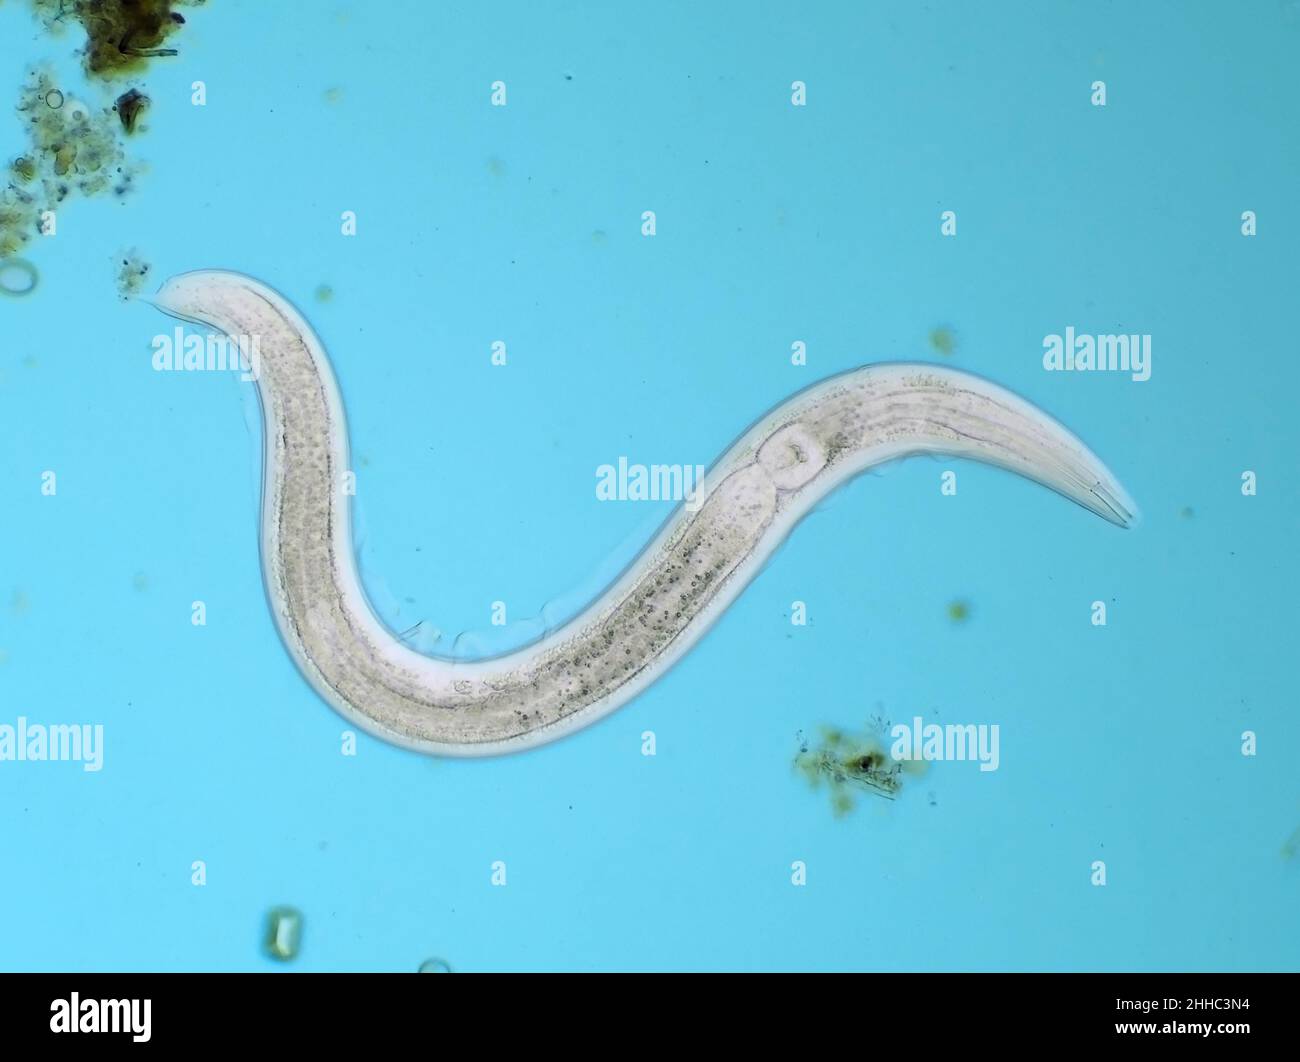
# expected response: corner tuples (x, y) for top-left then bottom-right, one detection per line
(0, 0), (1296, 971)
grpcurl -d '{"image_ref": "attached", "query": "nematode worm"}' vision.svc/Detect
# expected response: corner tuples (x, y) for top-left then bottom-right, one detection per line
(152, 271), (1136, 756)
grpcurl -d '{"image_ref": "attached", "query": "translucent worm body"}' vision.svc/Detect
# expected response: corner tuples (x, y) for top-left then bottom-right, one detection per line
(153, 271), (1136, 756)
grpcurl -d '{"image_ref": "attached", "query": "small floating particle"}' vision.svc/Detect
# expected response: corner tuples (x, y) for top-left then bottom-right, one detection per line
(487, 156), (507, 177)
(115, 250), (151, 300)
(0, 260), (39, 297)
(418, 958), (453, 973)
(44, 89), (64, 110)
(795, 722), (904, 815)
(314, 284), (333, 303)
(929, 326), (957, 357)
(324, 86), (343, 104)
(64, 98), (91, 124)
(132, 572), (149, 592)
(946, 599), (970, 623)
(114, 89), (149, 135)
(1179, 506), (1195, 519)
(53, 143), (77, 177)
(264, 906), (303, 961)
